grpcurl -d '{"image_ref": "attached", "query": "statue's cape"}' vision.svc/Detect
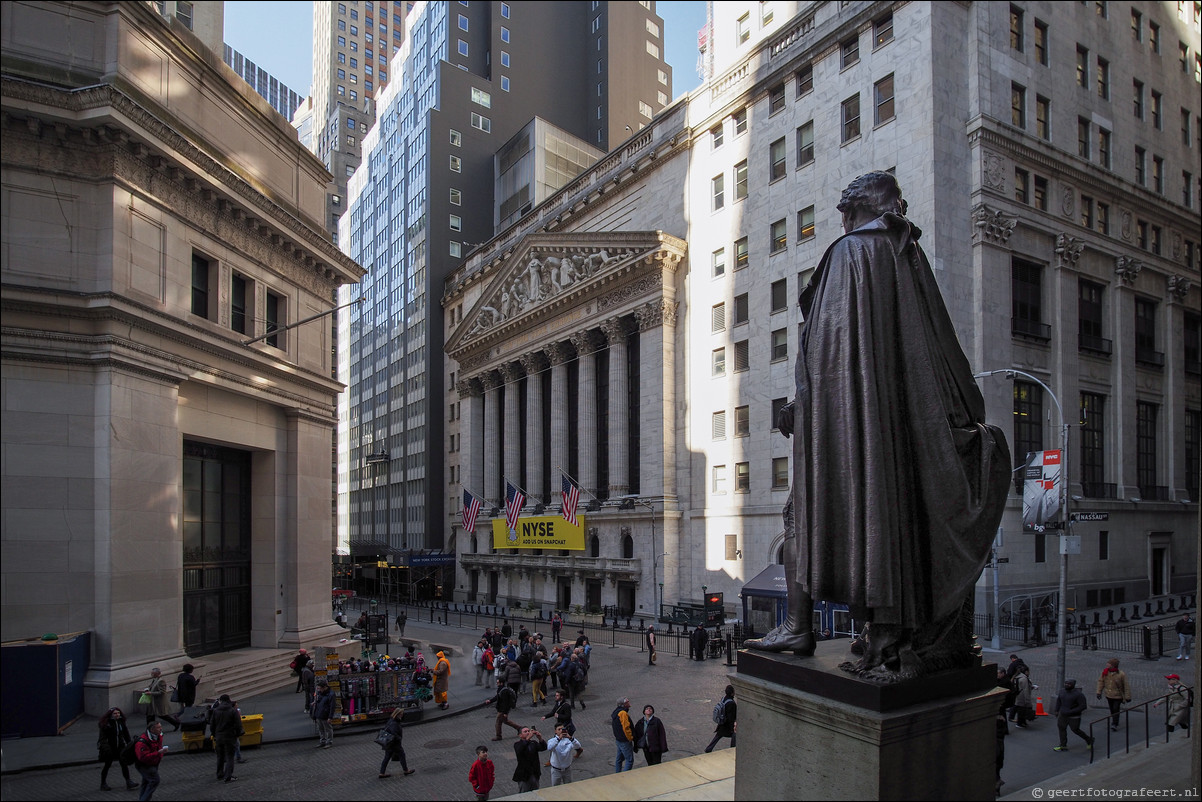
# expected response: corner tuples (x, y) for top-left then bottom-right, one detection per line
(793, 214), (1010, 627)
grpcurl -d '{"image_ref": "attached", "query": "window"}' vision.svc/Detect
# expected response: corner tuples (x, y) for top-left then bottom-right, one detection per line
(338, 68), (346, 80)
(733, 293), (749, 325)
(471, 87), (492, 108)
(735, 160), (749, 199)
(265, 290), (283, 348)
(1036, 95), (1050, 139)
(1080, 392), (1107, 496)
(1137, 219), (1148, 249)
(1076, 45), (1089, 87)
(501, 3), (510, 18)
(1131, 8), (1143, 40)
(772, 457), (789, 488)
(501, 26), (510, 43)
(1011, 82), (1026, 128)
(1095, 1), (1107, 19)
(797, 121), (814, 166)
(449, 155), (461, 172)
(1133, 79), (1144, 118)
(798, 205), (815, 240)
(1151, 90), (1162, 129)
(1149, 21), (1160, 53)
(175, 0), (193, 29)
(770, 218), (787, 253)
(712, 302), (726, 332)
(712, 248), (726, 278)
(1013, 381), (1044, 491)
(771, 397), (789, 431)
(1135, 146), (1146, 185)
(796, 64), (813, 96)
(449, 214), (462, 232)
(1015, 167), (1030, 204)
(712, 464), (727, 494)
(1152, 156), (1164, 194)
(1033, 175), (1048, 211)
(1151, 224), (1162, 256)
(1098, 128), (1111, 168)
(1009, 5), (1024, 52)
(346, 135), (355, 147)
(1098, 530), (1109, 560)
(1184, 108), (1193, 146)
(735, 237), (749, 270)
(735, 462), (750, 492)
(230, 274), (247, 334)
(338, 52), (346, 64)
(874, 74), (895, 125)
(712, 173), (725, 210)
(1136, 401), (1158, 496)
(1011, 257), (1047, 339)
(769, 84), (785, 115)
(873, 13), (894, 46)
(1188, 408), (1202, 502)
(1182, 42), (1191, 74)
(501, 51), (510, 67)
(1185, 170), (1195, 207)
(1077, 117), (1091, 159)
(458, 13), (468, 31)
(735, 405), (750, 437)
(771, 328), (788, 361)
(191, 253), (211, 318)
(1186, 313), (1202, 374)
(841, 34), (860, 68)
(450, 129), (462, 146)
(734, 340), (749, 371)
(471, 112), (491, 132)
(1034, 19), (1049, 65)
(1096, 57), (1109, 99)
(841, 94), (861, 142)
(1078, 279), (1109, 354)
(449, 241), (461, 258)
(769, 139), (786, 181)
(733, 108), (748, 135)
(711, 123), (724, 149)
(770, 279), (788, 312)
(1080, 195), (1094, 228)
(712, 348), (726, 376)
(450, 188), (462, 205)
(1135, 297), (1160, 366)
(712, 410), (727, 439)
(736, 13), (750, 44)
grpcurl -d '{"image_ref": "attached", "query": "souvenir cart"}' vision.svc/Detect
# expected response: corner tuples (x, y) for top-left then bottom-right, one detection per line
(314, 646), (424, 726)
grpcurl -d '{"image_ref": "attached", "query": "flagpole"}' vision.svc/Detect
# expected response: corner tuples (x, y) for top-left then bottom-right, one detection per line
(557, 466), (603, 504)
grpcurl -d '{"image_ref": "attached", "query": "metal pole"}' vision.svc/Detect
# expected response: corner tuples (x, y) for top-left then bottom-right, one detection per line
(992, 548), (1001, 651)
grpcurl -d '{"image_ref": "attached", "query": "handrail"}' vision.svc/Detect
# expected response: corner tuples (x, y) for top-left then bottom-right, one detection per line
(1085, 685), (1194, 764)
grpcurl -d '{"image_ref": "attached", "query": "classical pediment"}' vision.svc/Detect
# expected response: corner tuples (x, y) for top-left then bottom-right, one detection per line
(446, 231), (685, 359)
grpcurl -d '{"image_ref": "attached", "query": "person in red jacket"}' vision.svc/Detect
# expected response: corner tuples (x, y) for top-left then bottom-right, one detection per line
(468, 745), (495, 801)
(133, 721), (168, 801)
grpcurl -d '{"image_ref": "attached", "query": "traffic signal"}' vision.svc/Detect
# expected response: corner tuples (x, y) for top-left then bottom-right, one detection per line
(704, 591), (725, 625)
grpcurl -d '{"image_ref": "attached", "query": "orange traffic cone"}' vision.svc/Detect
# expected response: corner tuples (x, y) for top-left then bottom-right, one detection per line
(1035, 697), (1048, 716)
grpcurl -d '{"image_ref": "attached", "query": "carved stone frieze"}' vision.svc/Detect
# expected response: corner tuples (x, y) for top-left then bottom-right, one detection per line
(982, 150), (1005, 192)
(1060, 186), (1074, 218)
(597, 276), (661, 313)
(972, 203), (1017, 245)
(635, 298), (679, 330)
(1168, 275), (1192, 302)
(456, 352), (491, 373)
(1055, 234), (1083, 269)
(1115, 256), (1143, 285)
(1119, 209), (1133, 241)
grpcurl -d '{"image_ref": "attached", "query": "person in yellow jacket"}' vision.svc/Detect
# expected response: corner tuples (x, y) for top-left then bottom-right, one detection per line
(1095, 657), (1131, 731)
(433, 651), (452, 710)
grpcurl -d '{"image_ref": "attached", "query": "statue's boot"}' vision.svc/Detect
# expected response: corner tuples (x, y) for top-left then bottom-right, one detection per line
(743, 592), (816, 656)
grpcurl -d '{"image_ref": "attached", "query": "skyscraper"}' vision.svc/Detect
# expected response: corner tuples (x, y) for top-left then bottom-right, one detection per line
(337, 1), (673, 591)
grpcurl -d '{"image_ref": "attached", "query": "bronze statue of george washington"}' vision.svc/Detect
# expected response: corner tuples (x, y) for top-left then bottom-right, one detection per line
(744, 172), (1011, 683)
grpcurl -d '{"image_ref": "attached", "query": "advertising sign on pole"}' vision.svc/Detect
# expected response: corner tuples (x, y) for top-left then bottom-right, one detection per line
(1022, 450), (1062, 533)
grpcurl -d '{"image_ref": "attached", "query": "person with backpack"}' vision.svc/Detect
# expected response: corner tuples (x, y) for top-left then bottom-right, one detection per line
(541, 689), (575, 736)
(503, 652), (524, 701)
(484, 676), (523, 741)
(565, 653), (587, 710)
(130, 720), (168, 801)
(704, 685), (737, 753)
(97, 706), (138, 791)
(529, 651), (549, 706)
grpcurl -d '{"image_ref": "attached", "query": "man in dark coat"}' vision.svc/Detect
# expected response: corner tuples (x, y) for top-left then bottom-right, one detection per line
(210, 695), (242, 783)
(511, 726), (547, 792)
(690, 625), (708, 661)
(1052, 678), (1093, 751)
(745, 172), (1010, 683)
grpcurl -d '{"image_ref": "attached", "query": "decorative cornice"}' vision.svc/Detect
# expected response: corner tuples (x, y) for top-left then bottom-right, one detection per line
(1168, 275), (1192, 302)
(455, 377), (481, 398)
(635, 299), (679, 331)
(972, 203), (1018, 245)
(1054, 234), (1084, 269)
(545, 341), (574, 367)
(519, 351), (548, 375)
(1115, 256), (1143, 285)
(499, 362), (525, 382)
(600, 316), (630, 345)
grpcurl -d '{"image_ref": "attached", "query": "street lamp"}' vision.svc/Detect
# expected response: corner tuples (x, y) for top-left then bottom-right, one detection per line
(974, 368), (1072, 691)
(620, 495), (659, 620)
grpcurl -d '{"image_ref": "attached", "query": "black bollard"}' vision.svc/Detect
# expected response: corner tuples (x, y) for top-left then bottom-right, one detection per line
(1142, 627), (1153, 660)
(1156, 599), (1166, 615)
(1145, 602), (1155, 617)
(1131, 604), (1142, 620)
(1167, 597), (1177, 613)
(1092, 611), (1102, 626)
(1080, 624), (1091, 650)
(1118, 606), (1128, 623)
(1079, 613), (1088, 629)
(625, 617), (632, 630)
(1105, 609), (1116, 626)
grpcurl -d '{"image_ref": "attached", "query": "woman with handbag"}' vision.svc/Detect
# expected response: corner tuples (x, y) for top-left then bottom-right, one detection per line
(174, 664), (199, 716)
(143, 668), (180, 731)
(377, 707), (417, 778)
(97, 707), (139, 791)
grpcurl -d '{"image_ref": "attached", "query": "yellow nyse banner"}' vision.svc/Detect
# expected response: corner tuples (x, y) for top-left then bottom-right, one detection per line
(492, 515), (586, 550)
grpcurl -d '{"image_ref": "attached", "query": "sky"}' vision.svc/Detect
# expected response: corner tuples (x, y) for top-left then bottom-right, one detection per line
(222, 1), (709, 100)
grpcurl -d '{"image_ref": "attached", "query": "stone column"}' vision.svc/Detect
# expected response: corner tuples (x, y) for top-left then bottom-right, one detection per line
(602, 316), (630, 497)
(521, 351), (548, 504)
(546, 341), (572, 506)
(500, 362), (526, 493)
(456, 377), (484, 497)
(481, 371), (502, 504)
(570, 330), (600, 499)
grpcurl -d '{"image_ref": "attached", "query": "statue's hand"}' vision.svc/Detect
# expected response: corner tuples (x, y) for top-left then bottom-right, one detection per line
(777, 401), (794, 438)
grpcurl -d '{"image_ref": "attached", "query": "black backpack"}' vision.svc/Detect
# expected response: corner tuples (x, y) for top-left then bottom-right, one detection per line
(120, 735), (148, 766)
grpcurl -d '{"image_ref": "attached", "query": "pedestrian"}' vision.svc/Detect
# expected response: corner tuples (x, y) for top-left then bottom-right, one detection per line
(1004, 653), (1028, 681)
(433, 650), (452, 710)
(632, 703), (669, 766)
(1052, 678), (1094, 752)
(503, 651), (524, 701)
(174, 664), (199, 716)
(566, 653), (587, 710)
(300, 663), (316, 712)
(132, 720), (168, 801)
(530, 650), (549, 706)
(291, 648), (311, 693)
(469, 744), (495, 800)
(996, 668), (1017, 721)
(396, 609), (408, 637)
(545, 723), (584, 785)
(1152, 673), (1192, 732)
(1012, 666), (1036, 728)
(551, 611), (563, 643)
(690, 624), (708, 661)
(311, 679), (336, 748)
(995, 701), (1009, 795)
(143, 668), (180, 731)
(511, 726), (547, 792)
(541, 689), (575, 736)
(97, 707), (138, 791)
(705, 685), (737, 752)
(1095, 657), (1131, 731)
(546, 645), (562, 691)
(1176, 613), (1195, 661)
(646, 624), (657, 665)
(377, 707), (416, 778)
(611, 697), (635, 772)
(210, 694), (243, 783)
(473, 640), (489, 686)
(500, 619), (513, 640)
(484, 677), (523, 741)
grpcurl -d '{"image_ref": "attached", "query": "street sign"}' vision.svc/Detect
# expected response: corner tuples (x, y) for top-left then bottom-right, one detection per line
(1071, 512), (1109, 522)
(996, 557), (1010, 563)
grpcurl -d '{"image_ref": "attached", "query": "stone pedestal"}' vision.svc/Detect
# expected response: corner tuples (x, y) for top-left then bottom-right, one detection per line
(734, 642), (1004, 801)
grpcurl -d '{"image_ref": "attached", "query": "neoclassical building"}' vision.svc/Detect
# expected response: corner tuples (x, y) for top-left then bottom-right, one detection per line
(2, 1), (362, 714)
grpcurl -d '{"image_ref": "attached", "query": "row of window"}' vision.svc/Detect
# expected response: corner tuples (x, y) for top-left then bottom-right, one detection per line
(191, 253), (285, 349)
(711, 458), (790, 494)
(1012, 3), (1202, 73)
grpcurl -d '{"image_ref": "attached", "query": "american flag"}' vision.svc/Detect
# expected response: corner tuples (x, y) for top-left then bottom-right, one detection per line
(505, 480), (525, 532)
(462, 488), (482, 532)
(561, 471), (580, 526)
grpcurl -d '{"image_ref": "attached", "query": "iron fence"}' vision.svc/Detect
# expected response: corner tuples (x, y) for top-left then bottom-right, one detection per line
(1085, 685), (1193, 764)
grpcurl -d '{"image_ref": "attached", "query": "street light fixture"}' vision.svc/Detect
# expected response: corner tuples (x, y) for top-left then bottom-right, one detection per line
(974, 368), (1072, 691)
